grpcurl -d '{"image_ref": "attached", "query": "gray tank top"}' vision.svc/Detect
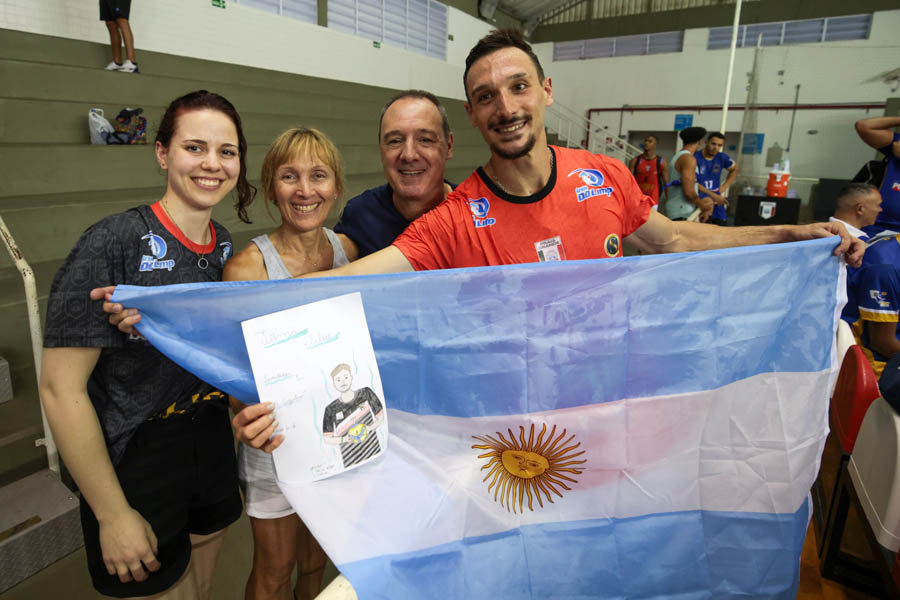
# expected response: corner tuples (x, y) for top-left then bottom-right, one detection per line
(251, 228), (349, 280)
(665, 150), (699, 221)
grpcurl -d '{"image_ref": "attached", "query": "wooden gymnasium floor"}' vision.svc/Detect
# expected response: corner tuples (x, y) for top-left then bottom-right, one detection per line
(798, 427), (883, 599)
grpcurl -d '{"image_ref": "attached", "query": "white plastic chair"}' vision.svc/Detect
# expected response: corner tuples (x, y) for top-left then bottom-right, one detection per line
(821, 397), (900, 598)
(836, 319), (854, 370)
(848, 397), (900, 553)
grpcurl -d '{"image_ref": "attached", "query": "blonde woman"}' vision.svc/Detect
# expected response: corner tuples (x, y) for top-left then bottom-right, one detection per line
(226, 128), (354, 600)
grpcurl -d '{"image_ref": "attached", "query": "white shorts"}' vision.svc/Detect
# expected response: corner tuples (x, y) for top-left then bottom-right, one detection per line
(237, 443), (295, 519)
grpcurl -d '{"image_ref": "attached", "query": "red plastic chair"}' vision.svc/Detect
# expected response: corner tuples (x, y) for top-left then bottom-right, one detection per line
(814, 345), (881, 556)
(893, 550), (900, 591)
(831, 345), (881, 454)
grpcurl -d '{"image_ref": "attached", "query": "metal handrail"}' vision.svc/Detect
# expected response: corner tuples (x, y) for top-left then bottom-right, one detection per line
(546, 100), (643, 164)
(0, 215), (59, 475)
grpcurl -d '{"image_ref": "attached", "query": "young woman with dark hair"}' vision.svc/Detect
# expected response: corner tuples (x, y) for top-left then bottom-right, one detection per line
(40, 90), (255, 599)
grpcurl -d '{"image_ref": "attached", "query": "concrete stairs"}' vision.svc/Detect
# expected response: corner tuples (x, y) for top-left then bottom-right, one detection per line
(0, 27), (486, 489)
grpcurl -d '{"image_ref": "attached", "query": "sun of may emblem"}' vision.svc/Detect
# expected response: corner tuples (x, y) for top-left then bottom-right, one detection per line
(472, 423), (587, 513)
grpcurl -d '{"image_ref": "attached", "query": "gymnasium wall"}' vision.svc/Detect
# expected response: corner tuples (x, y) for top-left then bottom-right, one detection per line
(531, 9), (900, 181)
(0, 0), (493, 100)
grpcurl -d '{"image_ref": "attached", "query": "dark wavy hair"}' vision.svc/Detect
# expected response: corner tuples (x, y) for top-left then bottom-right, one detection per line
(463, 28), (545, 101)
(155, 90), (256, 223)
(679, 126), (707, 145)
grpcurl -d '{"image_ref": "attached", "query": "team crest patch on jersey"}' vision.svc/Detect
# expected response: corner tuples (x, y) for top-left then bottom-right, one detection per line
(604, 233), (620, 256)
(468, 197), (496, 228)
(870, 289), (891, 308)
(892, 181), (900, 192)
(220, 241), (233, 264)
(568, 168), (614, 202)
(139, 230), (175, 272)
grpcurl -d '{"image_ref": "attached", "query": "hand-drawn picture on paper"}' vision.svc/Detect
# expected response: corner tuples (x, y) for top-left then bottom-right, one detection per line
(323, 363), (385, 468)
(241, 292), (388, 483)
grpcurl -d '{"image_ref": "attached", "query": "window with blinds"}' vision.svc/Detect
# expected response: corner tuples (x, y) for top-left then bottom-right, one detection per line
(231, 0), (318, 24)
(707, 14), (872, 49)
(329, 0), (448, 60)
(553, 30), (684, 61)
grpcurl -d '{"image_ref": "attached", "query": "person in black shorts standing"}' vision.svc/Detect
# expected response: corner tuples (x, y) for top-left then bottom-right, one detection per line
(100, 0), (138, 73)
(40, 90), (255, 599)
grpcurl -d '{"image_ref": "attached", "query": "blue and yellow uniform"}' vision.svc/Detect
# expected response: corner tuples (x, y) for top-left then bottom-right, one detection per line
(695, 150), (734, 222)
(850, 235), (900, 376)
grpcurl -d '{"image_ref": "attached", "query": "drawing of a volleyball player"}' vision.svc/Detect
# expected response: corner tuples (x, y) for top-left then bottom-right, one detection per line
(322, 363), (384, 468)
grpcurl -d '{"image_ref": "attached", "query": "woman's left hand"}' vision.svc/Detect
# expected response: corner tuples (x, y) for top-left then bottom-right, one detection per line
(232, 402), (284, 453)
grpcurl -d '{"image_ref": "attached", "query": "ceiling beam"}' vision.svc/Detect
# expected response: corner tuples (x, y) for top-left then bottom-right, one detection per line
(439, 0), (522, 29)
(531, 0), (897, 43)
(479, 0), (500, 19)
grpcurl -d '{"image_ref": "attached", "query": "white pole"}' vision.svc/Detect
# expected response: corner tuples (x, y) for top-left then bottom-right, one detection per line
(737, 33), (763, 165)
(0, 215), (59, 475)
(720, 0), (743, 133)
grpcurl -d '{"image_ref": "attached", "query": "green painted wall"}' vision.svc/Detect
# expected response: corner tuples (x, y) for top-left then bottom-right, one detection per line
(0, 27), (487, 484)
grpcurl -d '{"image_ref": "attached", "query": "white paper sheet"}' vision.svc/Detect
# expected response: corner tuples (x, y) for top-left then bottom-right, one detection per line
(241, 292), (388, 482)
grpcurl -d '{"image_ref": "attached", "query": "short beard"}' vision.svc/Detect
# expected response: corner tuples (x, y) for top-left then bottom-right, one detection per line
(490, 133), (537, 160)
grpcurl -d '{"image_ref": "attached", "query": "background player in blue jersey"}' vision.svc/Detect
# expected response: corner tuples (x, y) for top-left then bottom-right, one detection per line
(695, 132), (738, 226)
(855, 116), (900, 235)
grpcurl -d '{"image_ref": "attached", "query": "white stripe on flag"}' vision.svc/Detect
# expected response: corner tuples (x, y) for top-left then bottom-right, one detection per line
(279, 369), (829, 565)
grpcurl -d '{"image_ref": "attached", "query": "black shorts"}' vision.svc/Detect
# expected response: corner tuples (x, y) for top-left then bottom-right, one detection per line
(99, 0), (131, 21)
(80, 402), (241, 598)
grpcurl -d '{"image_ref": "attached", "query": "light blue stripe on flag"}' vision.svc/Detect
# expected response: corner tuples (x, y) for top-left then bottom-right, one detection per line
(112, 238), (843, 599)
(340, 504), (809, 599)
(115, 238), (839, 411)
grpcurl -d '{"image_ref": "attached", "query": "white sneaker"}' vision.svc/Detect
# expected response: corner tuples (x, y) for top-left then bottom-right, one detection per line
(104, 61), (122, 70)
(117, 60), (139, 73)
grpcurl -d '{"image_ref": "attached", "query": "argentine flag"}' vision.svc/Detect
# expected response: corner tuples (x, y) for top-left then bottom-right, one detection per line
(114, 238), (844, 599)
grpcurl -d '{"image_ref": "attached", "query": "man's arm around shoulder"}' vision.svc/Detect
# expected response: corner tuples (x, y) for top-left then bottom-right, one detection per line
(301, 245), (414, 278)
